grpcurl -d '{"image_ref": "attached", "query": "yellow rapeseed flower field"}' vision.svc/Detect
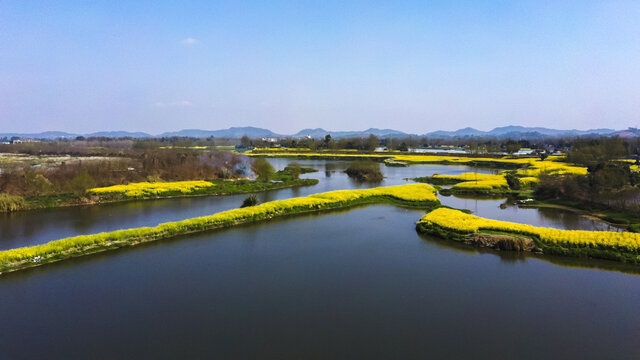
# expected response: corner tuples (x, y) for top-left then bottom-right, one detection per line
(419, 208), (640, 250)
(0, 184), (439, 272)
(249, 151), (588, 176)
(518, 160), (587, 176)
(88, 181), (214, 197)
(429, 172), (540, 191)
(432, 173), (508, 191)
(519, 177), (539, 185)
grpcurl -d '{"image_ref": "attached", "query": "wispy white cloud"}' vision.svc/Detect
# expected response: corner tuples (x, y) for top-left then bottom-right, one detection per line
(154, 100), (194, 108)
(181, 37), (199, 45)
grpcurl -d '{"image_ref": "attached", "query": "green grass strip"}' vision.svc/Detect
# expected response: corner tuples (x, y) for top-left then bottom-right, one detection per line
(0, 184), (439, 274)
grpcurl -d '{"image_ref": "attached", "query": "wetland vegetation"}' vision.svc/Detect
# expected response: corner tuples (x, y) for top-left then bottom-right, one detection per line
(418, 208), (640, 263)
(2, 148), (640, 359)
(4, 135), (640, 271)
(0, 184), (438, 274)
(344, 160), (384, 182)
(0, 149), (318, 212)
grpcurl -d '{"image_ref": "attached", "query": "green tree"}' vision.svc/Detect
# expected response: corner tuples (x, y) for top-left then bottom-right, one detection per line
(504, 140), (521, 154)
(567, 137), (629, 166)
(538, 151), (549, 161)
(324, 134), (333, 148)
(23, 173), (54, 197)
(504, 172), (521, 190)
(366, 134), (379, 151)
(252, 158), (275, 182)
(240, 135), (251, 148)
(70, 171), (96, 196)
(286, 163), (302, 180)
(386, 138), (395, 151)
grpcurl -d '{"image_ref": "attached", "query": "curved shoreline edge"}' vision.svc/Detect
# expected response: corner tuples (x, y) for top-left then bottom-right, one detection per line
(9, 178), (319, 214)
(0, 184), (439, 275)
(417, 208), (640, 264)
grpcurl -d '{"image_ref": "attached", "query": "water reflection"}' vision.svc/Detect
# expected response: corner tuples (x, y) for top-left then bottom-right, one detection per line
(417, 231), (640, 275)
(438, 195), (624, 232)
(1, 205), (638, 359)
(417, 231), (530, 264)
(0, 158), (625, 250)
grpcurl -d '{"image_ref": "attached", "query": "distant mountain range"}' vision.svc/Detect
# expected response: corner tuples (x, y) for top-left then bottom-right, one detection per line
(293, 128), (409, 139)
(158, 127), (280, 139)
(1, 126), (635, 140)
(425, 126), (618, 139)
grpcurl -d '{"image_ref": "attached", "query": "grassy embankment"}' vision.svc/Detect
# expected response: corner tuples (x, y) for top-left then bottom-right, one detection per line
(417, 208), (640, 263)
(0, 184), (439, 274)
(12, 168), (319, 211)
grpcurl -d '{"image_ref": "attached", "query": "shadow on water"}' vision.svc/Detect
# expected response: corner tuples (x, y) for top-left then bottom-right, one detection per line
(416, 232), (640, 275)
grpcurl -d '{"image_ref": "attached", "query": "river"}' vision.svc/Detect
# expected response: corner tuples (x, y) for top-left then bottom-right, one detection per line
(0, 159), (638, 359)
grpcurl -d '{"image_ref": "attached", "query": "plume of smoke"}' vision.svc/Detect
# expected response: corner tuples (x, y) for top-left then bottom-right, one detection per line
(198, 151), (255, 179)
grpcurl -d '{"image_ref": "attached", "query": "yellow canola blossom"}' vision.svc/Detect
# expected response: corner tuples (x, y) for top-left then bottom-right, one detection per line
(419, 208), (640, 250)
(252, 151), (520, 164)
(433, 173), (501, 182)
(431, 172), (540, 191)
(88, 181), (214, 197)
(0, 184), (439, 268)
(158, 146), (209, 149)
(253, 147), (312, 152)
(308, 183), (438, 202)
(433, 173), (508, 191)
(519, 161), (587, 176)
(249, 151), (588, 176)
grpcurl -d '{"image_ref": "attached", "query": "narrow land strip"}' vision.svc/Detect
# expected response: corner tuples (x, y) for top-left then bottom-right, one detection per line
(0, 184), (439, 274)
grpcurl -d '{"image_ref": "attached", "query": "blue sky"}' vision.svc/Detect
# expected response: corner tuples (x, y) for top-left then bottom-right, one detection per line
(1, 1), (639, 134)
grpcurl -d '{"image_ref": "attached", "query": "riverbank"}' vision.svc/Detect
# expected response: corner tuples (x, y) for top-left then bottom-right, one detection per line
(518, 199), (640, 231)
(417, 208), (640, 263)
(6, 168), (320, 213)
(0, 184), (440, 274)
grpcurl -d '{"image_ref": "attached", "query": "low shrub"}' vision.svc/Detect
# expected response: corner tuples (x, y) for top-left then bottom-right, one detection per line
(345, 161), (383, 182)
(241, 195), (259, 208)
(0, 193), (25, 212)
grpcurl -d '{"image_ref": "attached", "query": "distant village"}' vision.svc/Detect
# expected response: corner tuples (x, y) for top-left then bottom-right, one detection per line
(0, 138), (42, 145)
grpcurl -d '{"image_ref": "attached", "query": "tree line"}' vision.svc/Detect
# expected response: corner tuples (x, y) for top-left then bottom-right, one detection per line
(536, 137), (640, 214)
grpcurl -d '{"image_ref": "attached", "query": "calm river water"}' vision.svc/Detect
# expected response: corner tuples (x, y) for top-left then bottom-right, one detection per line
(0, 159), (638, 359)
